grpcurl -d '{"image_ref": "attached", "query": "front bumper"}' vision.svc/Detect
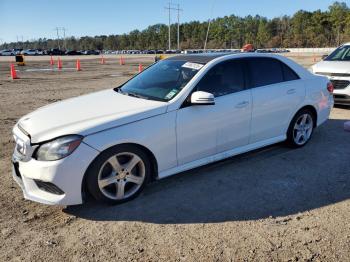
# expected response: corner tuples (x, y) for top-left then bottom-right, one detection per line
(333, 94), (350, 105)
(330, 78), (350, 105)
(12, 142), (99, 206)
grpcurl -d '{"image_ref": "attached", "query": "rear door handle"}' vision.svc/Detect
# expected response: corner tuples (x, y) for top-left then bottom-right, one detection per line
(287, 89), (296, 94)
(235, 101), (249, 108)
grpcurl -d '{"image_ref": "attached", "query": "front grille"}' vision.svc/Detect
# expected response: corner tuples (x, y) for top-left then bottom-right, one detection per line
(330, 80), (350, 90)
(34, 180), (65, 195)
(13, 162), (22, 179)
(334, 94), (349, 99)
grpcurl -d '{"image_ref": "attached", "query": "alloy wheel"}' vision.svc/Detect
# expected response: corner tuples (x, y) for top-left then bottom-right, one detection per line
(97, 152), (146, 200)
(293, 113), (313, 146)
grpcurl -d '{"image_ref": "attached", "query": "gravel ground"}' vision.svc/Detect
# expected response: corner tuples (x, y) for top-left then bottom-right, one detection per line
(0, 54), (349, 262)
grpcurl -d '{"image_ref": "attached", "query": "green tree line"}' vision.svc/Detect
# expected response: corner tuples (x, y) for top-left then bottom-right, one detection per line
(1, 2), (349, 50)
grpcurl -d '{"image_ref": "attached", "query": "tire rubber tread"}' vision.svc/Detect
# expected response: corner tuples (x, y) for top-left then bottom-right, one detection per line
(286, 108), (315, 148)
(86, 144), (151, 204)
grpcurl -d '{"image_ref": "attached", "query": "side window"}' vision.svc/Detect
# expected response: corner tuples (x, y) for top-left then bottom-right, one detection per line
(281, 62), (300, 81)
(248, 58), (283, 88)
(195, 60), (245, 97)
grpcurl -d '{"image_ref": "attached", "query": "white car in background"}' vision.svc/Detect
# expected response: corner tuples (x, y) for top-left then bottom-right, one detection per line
(0, 49), (14, 56)
(12, 53), (333, 206)
(312, 43), (350, 105)
(21, 49), (40, 55)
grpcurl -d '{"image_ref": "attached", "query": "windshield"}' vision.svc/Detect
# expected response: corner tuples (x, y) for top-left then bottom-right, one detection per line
(117, 60), (203, 101)
(325, 45), (350, 61)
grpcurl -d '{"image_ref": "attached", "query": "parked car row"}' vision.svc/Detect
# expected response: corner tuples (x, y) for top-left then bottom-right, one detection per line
(104, 50), (174, 55)
(0, 49), (101, 56)
(0, 48), (292, 56)
(255, 48), (290, 53)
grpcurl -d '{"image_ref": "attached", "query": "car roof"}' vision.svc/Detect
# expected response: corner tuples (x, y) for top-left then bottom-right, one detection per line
(166, 53), (228, 64)
(165, 52), (293, 64)
(167, 52), (313, 79)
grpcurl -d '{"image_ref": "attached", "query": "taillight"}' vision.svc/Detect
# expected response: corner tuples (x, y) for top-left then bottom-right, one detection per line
(327, 82), (334, 93)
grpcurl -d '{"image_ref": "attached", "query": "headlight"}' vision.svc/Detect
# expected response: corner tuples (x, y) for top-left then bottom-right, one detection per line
(35, 135), (83, 161)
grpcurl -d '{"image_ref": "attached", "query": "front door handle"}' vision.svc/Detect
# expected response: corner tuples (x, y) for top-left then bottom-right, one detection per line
(287, 89), (296, 94)
(235, 101), (249, 108)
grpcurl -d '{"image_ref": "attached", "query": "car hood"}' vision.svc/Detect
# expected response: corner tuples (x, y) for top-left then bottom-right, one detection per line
(312, 61), (350, 74)
(17, 89), (168, 143)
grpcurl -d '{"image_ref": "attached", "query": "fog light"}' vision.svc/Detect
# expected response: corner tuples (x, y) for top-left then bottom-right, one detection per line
(34, 180), (64, 195)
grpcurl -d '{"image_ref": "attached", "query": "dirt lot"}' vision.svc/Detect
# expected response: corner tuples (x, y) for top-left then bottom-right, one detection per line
(0, 54), (349, 262)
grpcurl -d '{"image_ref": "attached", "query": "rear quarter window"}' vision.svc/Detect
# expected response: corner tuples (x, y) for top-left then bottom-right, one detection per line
(247, 58), (300, 88)
(248, 58), (284, 88)
(281, 62), (300, 81)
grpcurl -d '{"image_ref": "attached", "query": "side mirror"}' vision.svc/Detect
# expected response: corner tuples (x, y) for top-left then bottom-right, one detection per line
(191, 91), (215, 105)
(322, 54), (328, 60)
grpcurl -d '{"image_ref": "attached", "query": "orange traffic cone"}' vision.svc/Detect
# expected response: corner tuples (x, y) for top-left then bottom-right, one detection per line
(138, 63), (143, 73)
(101, 56), (105, 64)
(76, 59), (81, 71)
(122, 56), (125, 65)
(119, 56), (123, 65)
(50, 55), (54, 66)
(57, 57), (62, 70)
(10, 63), (19, 79)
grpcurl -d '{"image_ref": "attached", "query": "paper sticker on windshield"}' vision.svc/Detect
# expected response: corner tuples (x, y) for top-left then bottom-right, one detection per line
(182, 62), (203, 70)
(165, 89), (178, 99)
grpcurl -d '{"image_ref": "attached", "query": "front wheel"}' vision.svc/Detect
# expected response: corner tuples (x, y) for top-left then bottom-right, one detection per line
(286, 109), (315, 148)
(86, 145), (151, 204)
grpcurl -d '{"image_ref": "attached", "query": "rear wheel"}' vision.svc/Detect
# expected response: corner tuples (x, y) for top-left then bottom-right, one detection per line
(287, 109), (315, 147)
(86, 145), (151, 204)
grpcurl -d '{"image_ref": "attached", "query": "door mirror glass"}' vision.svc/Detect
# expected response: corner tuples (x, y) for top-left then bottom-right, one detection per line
(191, 91), (215, 105)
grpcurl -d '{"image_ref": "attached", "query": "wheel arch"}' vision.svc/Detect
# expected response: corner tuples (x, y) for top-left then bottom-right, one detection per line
(81, 142), (159, 202)
(294, 105), (318, 127)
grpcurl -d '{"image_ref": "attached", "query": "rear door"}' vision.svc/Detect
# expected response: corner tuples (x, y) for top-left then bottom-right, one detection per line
(247, 57), (305, 143)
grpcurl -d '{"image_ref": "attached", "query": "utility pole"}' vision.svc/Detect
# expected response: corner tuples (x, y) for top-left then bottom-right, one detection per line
(61, 27), (67, 50)
(16, 36), (24, 49)
(165, 3), (171, 50)
(204, 19), (211, 50)
(54, 27), (61, 50)
(177, 4), (181, 51)
(204, 0), (216, 50)
(54, 27), (67, 50)
(164, 3), (182, 51)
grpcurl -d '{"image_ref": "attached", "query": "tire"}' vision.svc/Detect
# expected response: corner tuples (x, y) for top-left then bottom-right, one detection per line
(286, 109), (315, 148)
(86, 144), (151, 204)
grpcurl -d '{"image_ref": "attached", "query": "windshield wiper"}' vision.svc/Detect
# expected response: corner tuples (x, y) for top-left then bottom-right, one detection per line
(117, 89), (149, 100)
(116, 88), (166, 102)
(126, 92), (150, 100)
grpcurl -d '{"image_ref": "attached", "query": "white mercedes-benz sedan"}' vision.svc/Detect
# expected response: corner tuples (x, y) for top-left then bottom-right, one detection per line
(12, 53), (334, 205)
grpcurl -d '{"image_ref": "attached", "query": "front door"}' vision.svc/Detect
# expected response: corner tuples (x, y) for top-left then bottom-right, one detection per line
(176, 59), (252, 165)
